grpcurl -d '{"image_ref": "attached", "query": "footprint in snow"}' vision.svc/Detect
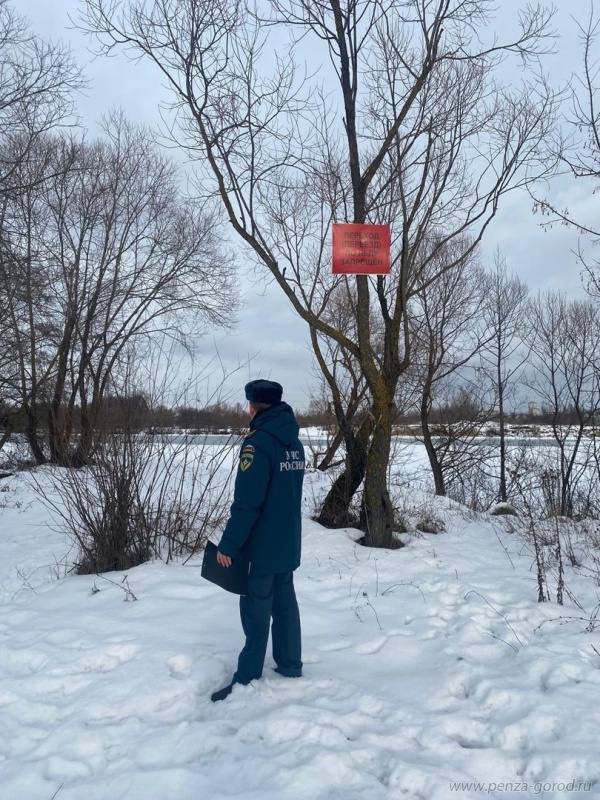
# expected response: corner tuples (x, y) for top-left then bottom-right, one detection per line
(44, 755), (93, 781)
(0, 648), (48, 675)
(167, 654), (193, 677)
(446, 668), (483, 700)
(318, 639), (352, 652)
(526, 659), (591, 693)
(477, 686), (533, 722)
(354, 636), (388, 655)
(501, 714), (562, 753)
(442, 717), (496, 749)
(21, 673), (93, 699)
(57, 643), (139, 675)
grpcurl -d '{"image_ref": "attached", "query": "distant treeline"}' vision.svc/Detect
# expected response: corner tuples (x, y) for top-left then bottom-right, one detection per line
(2, 393), (597, 438)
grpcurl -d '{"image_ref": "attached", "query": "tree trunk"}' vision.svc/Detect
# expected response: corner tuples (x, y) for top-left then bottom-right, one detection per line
(362, 399), (398, 548)
(48, 403), (74, 465)
(0, 417), (12, 452)
(317, 426), (344, 471)
(318, 415), (372, 527)
(25, 406), (46, 464)
(75, 396), (106, 467)
(48, 314), (76, 465)
(496, 335), (508, 503)
(74, 390), (95, 467)
(498, 382), (507, 503)
(421, 390), (446, 496)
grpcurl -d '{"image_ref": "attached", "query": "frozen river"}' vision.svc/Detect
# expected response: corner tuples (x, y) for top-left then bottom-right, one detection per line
(161, 432), (578, 449)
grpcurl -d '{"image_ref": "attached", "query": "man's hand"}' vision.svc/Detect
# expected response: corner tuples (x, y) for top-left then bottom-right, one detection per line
(217, 550), (232, 568)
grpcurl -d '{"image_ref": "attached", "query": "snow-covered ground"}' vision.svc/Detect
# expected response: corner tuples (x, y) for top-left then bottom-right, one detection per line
(1, 464), (600, 799)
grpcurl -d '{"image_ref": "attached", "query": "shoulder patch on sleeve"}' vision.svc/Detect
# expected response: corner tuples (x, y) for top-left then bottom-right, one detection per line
(239, 452), (254, 471)
(241, 431), (271, 465)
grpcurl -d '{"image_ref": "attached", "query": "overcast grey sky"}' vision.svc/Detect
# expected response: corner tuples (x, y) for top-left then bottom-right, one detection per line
(19, 0), (599, 409)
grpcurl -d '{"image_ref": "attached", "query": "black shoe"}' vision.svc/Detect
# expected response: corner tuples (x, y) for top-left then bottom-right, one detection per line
(273, 666), (302, 678)
(211, 682), (234, 702)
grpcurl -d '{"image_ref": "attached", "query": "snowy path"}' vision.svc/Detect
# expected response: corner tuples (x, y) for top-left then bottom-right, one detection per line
(1, 472), (600, 799)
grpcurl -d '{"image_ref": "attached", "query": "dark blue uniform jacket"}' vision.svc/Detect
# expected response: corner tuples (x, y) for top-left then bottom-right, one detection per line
(218, 401), (305, 574)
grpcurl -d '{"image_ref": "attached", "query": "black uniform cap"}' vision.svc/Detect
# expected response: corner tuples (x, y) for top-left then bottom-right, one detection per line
(245, 379), (283, 405)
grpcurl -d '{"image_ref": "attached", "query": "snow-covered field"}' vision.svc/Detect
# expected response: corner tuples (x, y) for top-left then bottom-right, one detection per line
(1, 459), (600, 799)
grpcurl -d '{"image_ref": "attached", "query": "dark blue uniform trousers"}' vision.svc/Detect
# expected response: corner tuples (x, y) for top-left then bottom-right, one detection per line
(232, 567), (302, 685)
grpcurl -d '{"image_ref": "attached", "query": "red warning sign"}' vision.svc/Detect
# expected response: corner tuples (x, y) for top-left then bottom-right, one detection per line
(332, 223), (391, 275)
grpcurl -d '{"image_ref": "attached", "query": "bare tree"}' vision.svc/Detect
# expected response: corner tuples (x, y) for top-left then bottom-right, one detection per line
(423, 382), (496, 509)
(308, 283), (377, 526)
(81, 0), (558, 545)
(0, 136), (57, 462)
(480, 250), (529, 502)
(0, 238), (19, 447)
(0, 119), (234, 465)
(412, 241), (489, 495)
(533, 3), (600, 296)
(0, 0), (79, 191)
(526, 291), (600, 517)
(0, 2), (80, 451)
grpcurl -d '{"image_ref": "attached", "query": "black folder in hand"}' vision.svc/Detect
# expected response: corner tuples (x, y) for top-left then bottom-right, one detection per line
(201, 541), (249, 595)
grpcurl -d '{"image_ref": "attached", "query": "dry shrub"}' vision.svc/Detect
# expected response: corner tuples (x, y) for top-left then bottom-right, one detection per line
(35, 428), (236, 574)
(415, 511), (446, 534)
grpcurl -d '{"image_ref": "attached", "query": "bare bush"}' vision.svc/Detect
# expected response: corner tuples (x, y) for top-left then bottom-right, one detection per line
(415, 511), (446, 535)
(31, 349), (243, 573)
(444, 449), (499, 513)
(35, 426), (236, 574)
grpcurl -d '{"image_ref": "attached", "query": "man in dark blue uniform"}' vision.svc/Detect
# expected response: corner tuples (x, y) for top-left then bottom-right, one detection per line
(211, 379), (305, 702)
